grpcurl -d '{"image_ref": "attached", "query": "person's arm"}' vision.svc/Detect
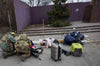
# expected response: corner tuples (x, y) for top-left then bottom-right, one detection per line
(7, 36), (16, 44)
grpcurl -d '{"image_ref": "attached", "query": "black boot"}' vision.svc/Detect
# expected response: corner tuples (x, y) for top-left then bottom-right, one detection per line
(2, 53), (7, 59)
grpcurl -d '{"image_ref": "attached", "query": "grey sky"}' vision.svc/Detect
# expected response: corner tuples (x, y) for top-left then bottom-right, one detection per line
(20, 0), (92, 7)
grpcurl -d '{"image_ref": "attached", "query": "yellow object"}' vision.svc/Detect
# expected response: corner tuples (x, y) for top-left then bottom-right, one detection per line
(11, 32), (15, 35)
(29, 43), (31, 46)
(58, 40), (64, 43)
(90, 40), (100, 42)
(42, 19), (44, 35)
(18, 36), (21, 40)
(71, 43), (83, 52)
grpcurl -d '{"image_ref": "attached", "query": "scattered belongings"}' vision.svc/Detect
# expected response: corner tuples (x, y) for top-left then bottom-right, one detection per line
(58, 39), (64, 43)
(30, 40), (43, 56)
(62, 49), (71, 56)
(51, 42), (62, 61)
(15, 34), (31, 61)
(70, 31), (84, 40)
(64, 31), (84, 45)
(39, 38), (55, 48)
(0, 32), (16, 59)
(0, 31), (86, 62)
(71, 43), (83, 57)
(64, 34), (76, 45)
(15, 34), (44, 61)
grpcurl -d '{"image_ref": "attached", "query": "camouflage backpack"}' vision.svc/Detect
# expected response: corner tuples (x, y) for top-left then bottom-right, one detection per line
(15, 34), (30, 49)
(1, 34), (9, 42)
(0, 34), (9, 50)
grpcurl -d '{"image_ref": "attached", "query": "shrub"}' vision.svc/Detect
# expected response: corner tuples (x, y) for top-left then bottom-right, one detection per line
(52, 20), (71, 27)
(47, 0), (71, 27)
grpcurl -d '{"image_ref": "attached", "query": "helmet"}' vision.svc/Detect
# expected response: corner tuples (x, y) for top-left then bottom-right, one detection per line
(11, 32), (15, 35)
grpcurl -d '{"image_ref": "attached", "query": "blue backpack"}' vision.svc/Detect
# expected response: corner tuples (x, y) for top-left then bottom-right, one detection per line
(64, 35), (76, 45)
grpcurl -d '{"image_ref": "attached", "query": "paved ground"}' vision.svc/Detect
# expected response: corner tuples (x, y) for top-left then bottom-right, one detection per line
(0, 42), (100, 66)
(0, 21), (100, 66)
(0, 32), (100, 66)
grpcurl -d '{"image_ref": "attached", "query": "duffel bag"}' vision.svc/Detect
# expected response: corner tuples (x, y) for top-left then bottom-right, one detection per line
(64, 35), (76, 45)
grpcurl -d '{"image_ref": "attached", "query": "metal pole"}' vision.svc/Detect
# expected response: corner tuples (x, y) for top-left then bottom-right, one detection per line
(42, 19), (44, 35)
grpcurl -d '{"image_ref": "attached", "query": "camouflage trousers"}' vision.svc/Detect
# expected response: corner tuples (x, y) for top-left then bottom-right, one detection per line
(2, 49), (15, 56)
(16, 47), (31, 58)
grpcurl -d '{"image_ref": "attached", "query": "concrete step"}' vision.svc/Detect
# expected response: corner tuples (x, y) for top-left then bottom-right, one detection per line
(24, 27), (100, 34)
(20, 25), (100, 36)
(24, 25), (100, 31)
(26, 29), (100, 36)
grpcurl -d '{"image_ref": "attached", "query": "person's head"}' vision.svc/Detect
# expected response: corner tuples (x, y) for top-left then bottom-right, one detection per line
(40, 40), (47, 46)
(10, 32), (16, 37)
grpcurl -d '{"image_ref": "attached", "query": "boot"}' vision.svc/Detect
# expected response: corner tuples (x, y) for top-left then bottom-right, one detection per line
(2, 53), (7, 59)
(16, 52), (20, 56)
(21, 56), (26, 62)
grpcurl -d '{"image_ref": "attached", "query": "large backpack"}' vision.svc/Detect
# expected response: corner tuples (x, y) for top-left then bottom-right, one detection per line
(1, 34), (9, 42)
(64, 35), (76, 45)
(15, 34), (30, 49)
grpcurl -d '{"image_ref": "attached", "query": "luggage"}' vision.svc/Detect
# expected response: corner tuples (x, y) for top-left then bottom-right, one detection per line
(71, 43), (83, 57)
(64, 35), (76, 45)
(51, 43), (62, 61)
(70, 31), (84, 41)
(1, 34), (9, 42)
(53, 39), (59, 44)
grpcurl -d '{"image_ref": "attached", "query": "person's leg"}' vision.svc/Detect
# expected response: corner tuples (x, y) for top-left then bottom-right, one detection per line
(21, 51), (31, 61)
(6, 51), (15, 56)
(2, 52), (7, 59)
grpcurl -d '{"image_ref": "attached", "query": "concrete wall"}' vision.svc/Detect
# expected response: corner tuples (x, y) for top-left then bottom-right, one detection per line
(14, 0), (89, 31)
(14, 0), (32, 31)
(31, 2), (90, 24)
(31, 6), (52, 24)
(67, 2), (89, 21)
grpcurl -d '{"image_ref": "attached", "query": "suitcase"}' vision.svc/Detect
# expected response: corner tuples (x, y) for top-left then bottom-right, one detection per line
(51, 43), (62, 61)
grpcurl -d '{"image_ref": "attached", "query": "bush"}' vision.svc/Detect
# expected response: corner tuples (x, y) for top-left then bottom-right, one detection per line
(52, 20), (71, 27)
(47, 0), (70, 24)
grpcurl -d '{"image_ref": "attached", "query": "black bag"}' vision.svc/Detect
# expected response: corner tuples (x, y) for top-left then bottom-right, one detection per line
(62, 49), (71, 56)
(70, 31), (84, 41)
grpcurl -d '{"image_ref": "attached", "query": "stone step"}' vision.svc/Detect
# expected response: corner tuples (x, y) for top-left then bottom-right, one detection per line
(24, 27), (100, 34)
(26, 29), (100, 36)
(24, 25), (100, 31)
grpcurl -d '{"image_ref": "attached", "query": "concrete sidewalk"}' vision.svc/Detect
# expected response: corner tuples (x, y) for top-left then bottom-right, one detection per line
(0, 21), (100, 66)
(0, 43), (100, 66)
(0, 32), (100, 66)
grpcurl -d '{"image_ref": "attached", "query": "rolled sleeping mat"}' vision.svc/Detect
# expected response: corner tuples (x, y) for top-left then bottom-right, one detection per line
(58, 39), (64, 43)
